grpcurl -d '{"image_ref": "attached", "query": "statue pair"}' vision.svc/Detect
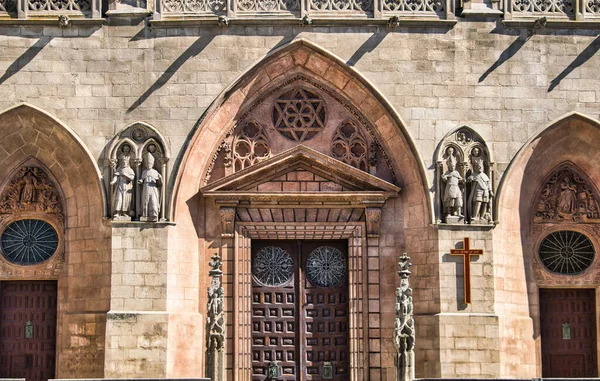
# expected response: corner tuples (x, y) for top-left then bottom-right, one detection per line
(442, 150), (492, 223)
(111, 148), (162, 221)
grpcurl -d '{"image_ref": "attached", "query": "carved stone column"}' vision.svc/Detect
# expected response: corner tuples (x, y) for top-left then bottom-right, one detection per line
(395, 253), (415, 381)
(158, 157), (168, 221)
(205, 253), (225, 381)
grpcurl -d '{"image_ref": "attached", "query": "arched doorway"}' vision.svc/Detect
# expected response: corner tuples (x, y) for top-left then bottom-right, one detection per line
(172, 39), (434, 380)
(497, 112), (600, 377)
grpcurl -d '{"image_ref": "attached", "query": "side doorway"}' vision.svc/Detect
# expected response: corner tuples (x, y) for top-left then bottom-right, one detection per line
(540, 288), (598, 377)
(0, 281), (58, 381)
(251, 240), (349, 381)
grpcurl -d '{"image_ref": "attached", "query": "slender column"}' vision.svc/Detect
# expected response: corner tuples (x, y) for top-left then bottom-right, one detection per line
(394, 253), (415, 381)
(159, 158), (168, 221)
(205, 253), (225, 381)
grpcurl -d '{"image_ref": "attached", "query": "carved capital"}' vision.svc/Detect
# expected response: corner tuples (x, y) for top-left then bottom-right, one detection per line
(220, 207), (235, 237)
(365, 207), (382, 237)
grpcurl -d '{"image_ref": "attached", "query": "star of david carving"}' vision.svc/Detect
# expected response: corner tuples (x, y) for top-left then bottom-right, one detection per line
(272, 88), (326, 142)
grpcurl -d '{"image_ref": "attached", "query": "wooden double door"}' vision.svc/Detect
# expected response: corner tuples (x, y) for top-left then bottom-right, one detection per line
(540, 288), (598, 377)
(251, 240), (349, 381)
(0, 281), (57, 381)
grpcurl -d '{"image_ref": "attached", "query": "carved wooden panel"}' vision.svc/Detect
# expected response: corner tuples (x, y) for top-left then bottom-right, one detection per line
(0, 281), (57, 381)
(250, 240), (349, 381)
(540, 288), (597, 377)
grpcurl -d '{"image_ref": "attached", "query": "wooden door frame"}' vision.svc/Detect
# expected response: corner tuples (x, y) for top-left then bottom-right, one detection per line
(231, 222), (370, 381)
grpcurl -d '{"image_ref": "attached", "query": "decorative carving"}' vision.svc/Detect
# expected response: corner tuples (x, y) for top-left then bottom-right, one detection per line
(331, 120), (369, 172)
(512, 0), (573, 13)
(272, 88), (326, 142)
(105, 123), (170, 222)
(219, 207), (235, 237)
(534, 164), (600, 223)
(27, 0), (91, 11)
(435, 127), (493, 225)
(395, 253), (415, 381)
(300, 13), (313, 24)
(365, 207), (381, 237)
(0, 0), (17, 12)
(309, 0), (372, 11)
(237, 0), (298, 11)
(206, 253), (225, 350)
(203, 74), (398, 185)
(138, 153), (162, 222)
(383, 0), (443, 12)
(0, 167), (63, 221)
(110, 146), (135, 220)
(586, 0), (600, 14)
(163, 0), (225, 13)
(58, 14), (69, 27)
(468, 159), (493, 224)
(233, 121), (271, 172)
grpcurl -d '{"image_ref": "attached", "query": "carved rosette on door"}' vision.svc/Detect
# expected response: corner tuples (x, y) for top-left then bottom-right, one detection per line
(251, 241), (349, 381)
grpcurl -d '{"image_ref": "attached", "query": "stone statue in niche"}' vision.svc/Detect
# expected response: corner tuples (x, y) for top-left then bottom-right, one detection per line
(106, 123), (170, 222)
(441, 151), (463, 223)
(468, 159), (493, 224)
(138, 152), (162, 222)
(110, 145), (135, 220)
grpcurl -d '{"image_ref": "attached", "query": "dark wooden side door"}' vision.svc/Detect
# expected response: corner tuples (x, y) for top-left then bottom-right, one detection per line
(251, 241), (349, 381)
(0, 281), (57, 381)
(540, 288), (598, 377)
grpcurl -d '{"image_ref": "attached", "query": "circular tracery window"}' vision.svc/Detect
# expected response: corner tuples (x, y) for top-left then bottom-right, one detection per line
(306, 246), (347, 287)
(252, 246), (294, 286)
(1, 219), (58, 265)
(539, 230), (595, 275)
(272, 88), (326, 142)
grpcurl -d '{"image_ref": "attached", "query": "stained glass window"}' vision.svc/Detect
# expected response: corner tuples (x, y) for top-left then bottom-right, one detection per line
(1, 219), (58, 265)
(539, 230), (595, 275)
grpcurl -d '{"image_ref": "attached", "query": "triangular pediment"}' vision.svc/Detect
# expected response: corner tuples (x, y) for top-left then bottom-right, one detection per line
(201, 146), (399, 202)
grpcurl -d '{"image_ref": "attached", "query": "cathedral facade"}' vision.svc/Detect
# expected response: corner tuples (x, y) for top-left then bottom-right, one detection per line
(0, 0), (599, 379)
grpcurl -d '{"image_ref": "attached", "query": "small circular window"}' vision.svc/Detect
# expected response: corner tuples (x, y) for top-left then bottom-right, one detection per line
(1, 219), (58, 265)
(252, 246), (293, 286)
(539, 231), (595, 275)
(306, 246), (347, 287)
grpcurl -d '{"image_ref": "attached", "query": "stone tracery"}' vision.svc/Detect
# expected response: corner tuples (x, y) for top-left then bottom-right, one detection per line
(272, 87), (326, 142)
(233, 121), (271, 172)
(331, 120), (369, 172)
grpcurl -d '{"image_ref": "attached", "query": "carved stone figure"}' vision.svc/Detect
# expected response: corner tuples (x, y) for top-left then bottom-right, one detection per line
(138, 154), (162, 222)
(0, 166), (64, 221)
(442, 155), (463, 221)
(110, 152), (135, 220)
(206, 253), (225, 381)
(468, 159), (493, 224)
(395, 253), (415, 381)
(533, 164), (600, 222)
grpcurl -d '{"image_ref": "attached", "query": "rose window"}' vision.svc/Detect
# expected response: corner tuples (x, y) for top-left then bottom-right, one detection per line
(539, 231), (595, 275)
(1, 219), (59, 265)
(253, 246), (294, 286)
(272, 88), (326, 142)
(306, 246), (347, 287)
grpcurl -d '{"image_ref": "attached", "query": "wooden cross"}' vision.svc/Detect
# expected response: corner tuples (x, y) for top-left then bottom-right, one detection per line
(450, 237), (484, 304)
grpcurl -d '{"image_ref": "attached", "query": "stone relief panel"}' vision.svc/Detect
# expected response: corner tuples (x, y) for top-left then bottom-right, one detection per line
(0, 164), (65, 278)
(205, 75), (397, 186)
(104, 122), (169, 222)
(531, 163), (600, 286)
(435, 126), (494, 225)
(533, 163), (600, 223)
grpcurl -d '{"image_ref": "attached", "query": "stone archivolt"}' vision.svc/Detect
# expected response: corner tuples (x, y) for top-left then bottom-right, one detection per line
(0, 166), (63, 221)
(533, 164), (600, 223)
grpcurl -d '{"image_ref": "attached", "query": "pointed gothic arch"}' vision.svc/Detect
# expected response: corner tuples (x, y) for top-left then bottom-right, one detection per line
(494, 112), (600, 377)
(171, 39), (437, 380)
(0, 103), (110, 379)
